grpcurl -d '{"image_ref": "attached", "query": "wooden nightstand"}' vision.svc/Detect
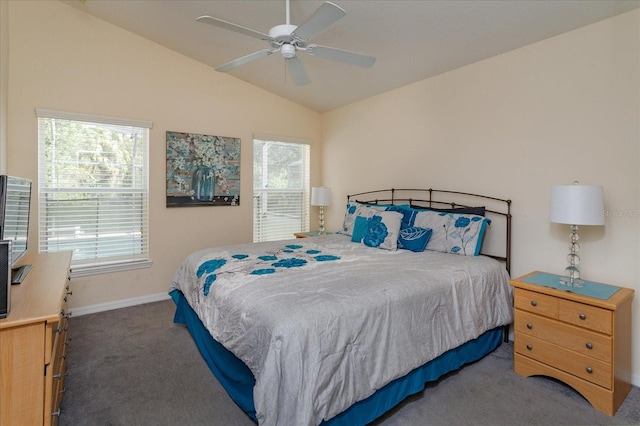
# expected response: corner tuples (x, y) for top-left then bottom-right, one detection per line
(510, 271), (634, 416)
(294, 231), (329, 238)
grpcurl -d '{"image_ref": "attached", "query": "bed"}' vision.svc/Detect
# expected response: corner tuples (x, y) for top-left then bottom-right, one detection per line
(170, 188), (513, 425)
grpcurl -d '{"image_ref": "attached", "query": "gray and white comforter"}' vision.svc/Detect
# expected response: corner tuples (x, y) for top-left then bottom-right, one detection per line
(170, 234), (513, 425)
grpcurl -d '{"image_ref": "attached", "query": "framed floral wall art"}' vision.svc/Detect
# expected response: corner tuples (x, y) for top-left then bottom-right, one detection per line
(166, 131), (240, 207)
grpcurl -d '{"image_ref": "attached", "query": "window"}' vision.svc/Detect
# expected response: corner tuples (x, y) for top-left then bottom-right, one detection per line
(36, 109), (151, 276)
(253, 135), (310, 242)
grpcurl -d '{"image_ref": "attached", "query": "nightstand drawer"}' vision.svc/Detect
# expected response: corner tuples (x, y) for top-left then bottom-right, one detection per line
(514, 333), (611, 389)
(514, 288), (558, 318)
(514, 310), (612, 363)
(558, 299), (612, 335)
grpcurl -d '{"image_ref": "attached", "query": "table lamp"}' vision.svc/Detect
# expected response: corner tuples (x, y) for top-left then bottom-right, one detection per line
(549, 181), (604, 287)
(311, 187), (331, 234)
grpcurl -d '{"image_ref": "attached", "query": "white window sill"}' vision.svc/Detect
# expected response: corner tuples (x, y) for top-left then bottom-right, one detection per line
(70, 259), (153, 279)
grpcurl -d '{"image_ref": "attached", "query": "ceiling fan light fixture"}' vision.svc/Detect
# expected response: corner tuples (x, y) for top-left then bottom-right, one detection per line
(281, 43), (296, 59)
(269, 24), (297, 41)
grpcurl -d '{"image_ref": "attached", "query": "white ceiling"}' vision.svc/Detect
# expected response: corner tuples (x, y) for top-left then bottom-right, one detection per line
(62, 0), (640, 113)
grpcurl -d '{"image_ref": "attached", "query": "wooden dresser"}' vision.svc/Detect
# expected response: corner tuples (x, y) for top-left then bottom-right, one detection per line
(510, 271), (634, 416)
(0, 251), (72, 426)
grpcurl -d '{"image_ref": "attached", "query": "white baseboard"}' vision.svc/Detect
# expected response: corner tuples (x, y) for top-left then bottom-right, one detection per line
(70, 292), (171, 317)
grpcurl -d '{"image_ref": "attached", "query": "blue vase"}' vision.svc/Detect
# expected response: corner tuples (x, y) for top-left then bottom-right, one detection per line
(193, 166), (214, 201)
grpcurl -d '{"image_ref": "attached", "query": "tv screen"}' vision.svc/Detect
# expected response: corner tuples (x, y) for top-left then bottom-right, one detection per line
(0, 175), (32, 267)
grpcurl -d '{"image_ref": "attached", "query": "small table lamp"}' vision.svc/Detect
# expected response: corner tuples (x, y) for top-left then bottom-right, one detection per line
(311, 187), (331, 234)
(549, 181), (604, 287)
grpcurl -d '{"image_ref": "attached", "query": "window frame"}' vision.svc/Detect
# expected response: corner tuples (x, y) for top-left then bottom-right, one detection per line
(36, 108), (152, 278)
(252, 134), (311, 243)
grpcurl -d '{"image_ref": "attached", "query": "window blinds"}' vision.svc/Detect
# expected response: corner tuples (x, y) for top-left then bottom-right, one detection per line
(253, 137), (310, 242)
(36, 109), (151, 275)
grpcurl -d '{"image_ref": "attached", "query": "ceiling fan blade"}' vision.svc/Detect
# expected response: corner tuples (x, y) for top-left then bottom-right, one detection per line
(286, 56), (310, 86)
(216, 49), (276, 72)
(306, 44), (376, 68)
(197, 15), (270, 41)
(292, 2), (346, 41)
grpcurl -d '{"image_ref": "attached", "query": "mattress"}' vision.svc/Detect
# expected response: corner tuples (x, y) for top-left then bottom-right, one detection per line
(171, 289), (504, 425)
(170, 233), (513, 425)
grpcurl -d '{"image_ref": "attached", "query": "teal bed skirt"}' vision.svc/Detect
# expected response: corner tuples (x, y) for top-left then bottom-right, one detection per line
(170, 289), (503, 425)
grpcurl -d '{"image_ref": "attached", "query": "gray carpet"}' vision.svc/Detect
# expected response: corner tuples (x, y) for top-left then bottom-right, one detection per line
(60, 300), (640, 425)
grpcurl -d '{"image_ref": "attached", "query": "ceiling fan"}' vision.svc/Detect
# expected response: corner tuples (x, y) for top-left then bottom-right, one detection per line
(196, 0), (376, 86)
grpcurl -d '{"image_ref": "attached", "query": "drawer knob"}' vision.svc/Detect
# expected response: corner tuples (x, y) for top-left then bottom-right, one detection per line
(52, 409), (61, 417)
(579, 313), (586, 320)
(67, 290), (73, 296)
(530, 300), (537, 307)
(586, 342), (593, 350)
(526, 323), (533, 329)
(586, 366), (593, 374)
(526, 344), (533, 351)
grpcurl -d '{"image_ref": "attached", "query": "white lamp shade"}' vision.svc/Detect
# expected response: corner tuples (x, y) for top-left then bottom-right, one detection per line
(549, 184), (604, 226)
(311, 187), (331, 207)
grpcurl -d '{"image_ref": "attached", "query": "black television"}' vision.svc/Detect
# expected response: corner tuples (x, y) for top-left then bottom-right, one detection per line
(0, 175), (32, 284)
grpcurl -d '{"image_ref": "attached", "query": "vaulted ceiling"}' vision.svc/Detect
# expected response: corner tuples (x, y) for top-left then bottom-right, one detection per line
(62, 0), (640, 112)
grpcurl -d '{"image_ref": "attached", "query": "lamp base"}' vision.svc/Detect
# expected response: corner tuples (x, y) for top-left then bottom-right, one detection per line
(559, 277), (584, 288)
(318, 206), (325, 234)
(560, 225), (583, 288)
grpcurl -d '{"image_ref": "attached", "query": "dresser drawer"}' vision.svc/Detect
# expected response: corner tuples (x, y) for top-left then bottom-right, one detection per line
(558, 299), (612, 335)
(44, 315), (65, 426)
(514, 310), (612, 363)
(515, 333), (612, 389)
(45, 304), (69, 426)
(514, 288), (558, 318)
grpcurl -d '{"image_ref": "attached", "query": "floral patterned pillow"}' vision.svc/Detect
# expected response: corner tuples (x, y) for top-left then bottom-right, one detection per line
(338, 201), (389, 236)
(413, 210), (491, 256)
(361, 211), (403, 251)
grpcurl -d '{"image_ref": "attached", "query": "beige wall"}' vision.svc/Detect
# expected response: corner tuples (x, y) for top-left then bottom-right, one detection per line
(6, 1), (322, 308)
(0, 0), (8, 174)
(322, 10), (640, 382)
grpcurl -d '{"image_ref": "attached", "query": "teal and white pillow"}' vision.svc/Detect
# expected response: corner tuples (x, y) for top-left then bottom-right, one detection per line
(413, 210), (490, 256)
(350, 216), (368, 242)
(385, 205), (419, 227)
(339, 201), (389, 236)
(360, 211), (403, 251)
(398, 224), (432, 252)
